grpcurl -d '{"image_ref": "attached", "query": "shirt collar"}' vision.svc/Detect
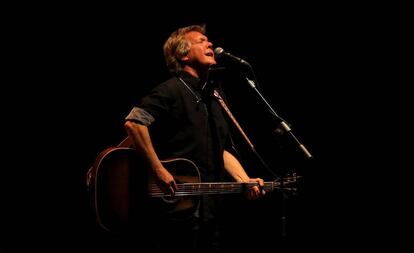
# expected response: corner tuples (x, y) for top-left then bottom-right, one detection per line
(177, 71), (207, 91)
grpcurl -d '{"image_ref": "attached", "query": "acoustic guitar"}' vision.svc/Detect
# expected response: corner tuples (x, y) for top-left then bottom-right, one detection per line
(86, 147), (299, 232)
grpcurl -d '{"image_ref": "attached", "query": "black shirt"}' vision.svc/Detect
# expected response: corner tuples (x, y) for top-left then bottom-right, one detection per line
(133, 71), (231, 182)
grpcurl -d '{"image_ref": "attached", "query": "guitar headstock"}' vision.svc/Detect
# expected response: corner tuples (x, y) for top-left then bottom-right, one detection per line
(282, 172), (301, 183)
(272, 173), (302, 193)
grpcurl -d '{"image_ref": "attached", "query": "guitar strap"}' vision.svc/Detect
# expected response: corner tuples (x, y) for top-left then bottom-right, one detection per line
(117, 89), (257, 153)
(212, 89), (256, 151)
(118, 136), (133, 147)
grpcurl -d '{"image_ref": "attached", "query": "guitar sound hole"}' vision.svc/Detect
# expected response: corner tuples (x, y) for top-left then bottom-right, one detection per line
(161, 178), (182, 203)
(162, 195), (179, 203)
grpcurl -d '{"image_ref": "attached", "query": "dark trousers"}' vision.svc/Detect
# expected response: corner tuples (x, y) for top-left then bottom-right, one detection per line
(146, 217), (222, 253)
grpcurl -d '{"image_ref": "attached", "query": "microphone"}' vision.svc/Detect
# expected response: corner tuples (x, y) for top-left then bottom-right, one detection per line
(214, 47), (250, 66)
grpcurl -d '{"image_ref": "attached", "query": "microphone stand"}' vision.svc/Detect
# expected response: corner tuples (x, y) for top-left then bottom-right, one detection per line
(243, 65), (312, 238)
(245, 77), (312, 160)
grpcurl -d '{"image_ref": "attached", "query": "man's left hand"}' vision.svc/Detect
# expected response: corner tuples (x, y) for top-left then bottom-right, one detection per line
(246, 178), (266, 200)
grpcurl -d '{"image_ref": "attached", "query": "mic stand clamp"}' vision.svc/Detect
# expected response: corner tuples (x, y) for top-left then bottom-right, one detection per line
(245, 77), (312, 159)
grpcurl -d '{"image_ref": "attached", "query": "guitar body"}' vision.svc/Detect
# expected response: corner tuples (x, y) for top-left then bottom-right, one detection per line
(87, 145), (299, 233)
(87, 147), (201, 232)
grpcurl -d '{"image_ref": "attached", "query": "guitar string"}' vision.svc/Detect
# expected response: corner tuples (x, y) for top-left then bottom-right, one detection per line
(148, 177), (296, 196)
(149, 182), (282, 190)
(149, 181), (282, 189)
(148, 183), (278, 196)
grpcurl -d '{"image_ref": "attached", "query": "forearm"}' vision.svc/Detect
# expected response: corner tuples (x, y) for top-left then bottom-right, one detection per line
(223, 150), (250, 182)
(124, 121), (177, 194)
(124, 121), (163, 172)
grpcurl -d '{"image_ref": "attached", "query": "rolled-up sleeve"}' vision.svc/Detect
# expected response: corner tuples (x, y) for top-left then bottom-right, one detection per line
(125, 107), (155, 126)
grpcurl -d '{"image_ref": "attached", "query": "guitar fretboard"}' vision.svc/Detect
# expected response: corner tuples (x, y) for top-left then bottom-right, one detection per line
(149, 181), (279, 197)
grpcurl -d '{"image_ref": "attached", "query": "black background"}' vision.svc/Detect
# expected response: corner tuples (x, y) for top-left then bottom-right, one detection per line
(7, 4), (406, 251)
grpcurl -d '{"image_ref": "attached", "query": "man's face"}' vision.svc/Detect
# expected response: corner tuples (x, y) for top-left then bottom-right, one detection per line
(183, 31), (216, 67)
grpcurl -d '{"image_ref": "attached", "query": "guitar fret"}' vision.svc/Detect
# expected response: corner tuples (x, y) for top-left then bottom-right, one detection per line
(150, 179), (297, 195)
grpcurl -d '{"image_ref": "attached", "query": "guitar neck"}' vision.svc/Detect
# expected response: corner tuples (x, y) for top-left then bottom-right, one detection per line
(149, 181), (278, 197)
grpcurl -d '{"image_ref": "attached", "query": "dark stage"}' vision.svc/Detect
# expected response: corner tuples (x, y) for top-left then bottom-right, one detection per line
(10, 8), (397, 251)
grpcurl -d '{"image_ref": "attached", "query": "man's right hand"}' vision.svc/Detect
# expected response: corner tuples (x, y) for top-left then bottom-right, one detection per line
(154, 167), (177, 195)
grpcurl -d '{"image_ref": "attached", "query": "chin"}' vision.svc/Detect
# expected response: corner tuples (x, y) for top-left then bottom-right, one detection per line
(207, 60), (217, 65)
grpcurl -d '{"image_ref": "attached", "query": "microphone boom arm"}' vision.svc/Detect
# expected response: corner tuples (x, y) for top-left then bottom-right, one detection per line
(245, 77), (312, 159)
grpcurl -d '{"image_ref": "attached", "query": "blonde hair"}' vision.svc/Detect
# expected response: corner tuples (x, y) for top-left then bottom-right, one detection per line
(163, 24), (206, 74)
